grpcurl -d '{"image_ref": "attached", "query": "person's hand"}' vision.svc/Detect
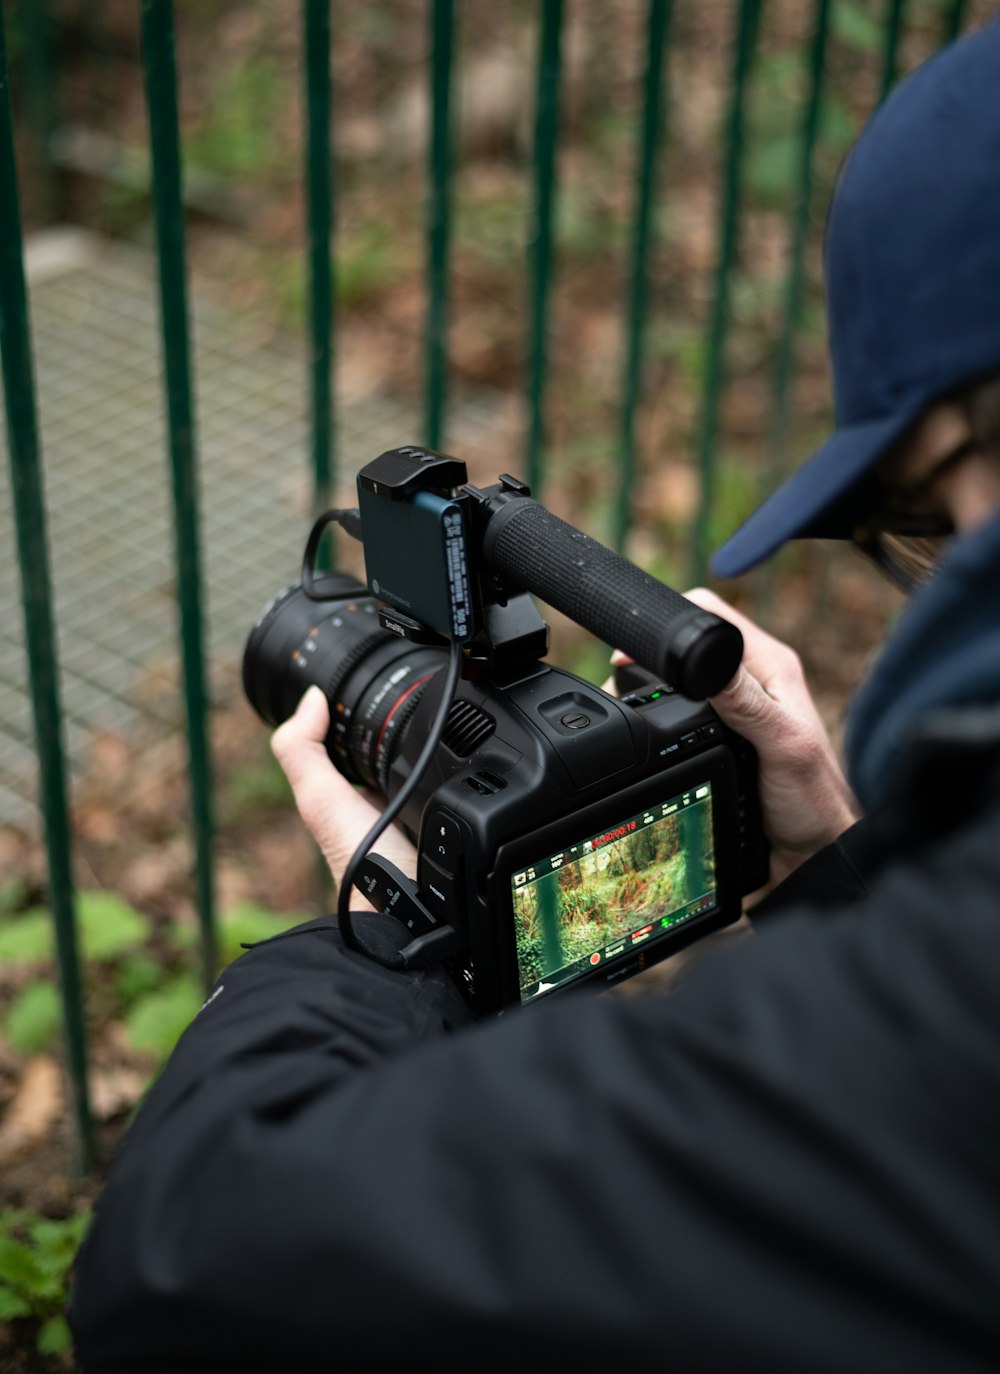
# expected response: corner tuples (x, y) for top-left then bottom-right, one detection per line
(270, 686), (418, 912)
(610, 589), (862, 889)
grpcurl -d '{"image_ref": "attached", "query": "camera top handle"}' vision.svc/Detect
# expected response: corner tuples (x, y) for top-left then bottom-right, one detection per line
(476, 481), (743, 701)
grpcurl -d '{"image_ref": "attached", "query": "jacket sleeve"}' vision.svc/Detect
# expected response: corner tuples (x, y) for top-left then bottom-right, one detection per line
(69, 821), (1000, 1374)
(749, 817), (875, 921)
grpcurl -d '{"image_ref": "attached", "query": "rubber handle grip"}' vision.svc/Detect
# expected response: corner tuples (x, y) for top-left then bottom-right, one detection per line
(482, 498), (743, 699)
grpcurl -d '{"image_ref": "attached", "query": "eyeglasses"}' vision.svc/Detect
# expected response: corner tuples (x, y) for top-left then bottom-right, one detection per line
(853, 438), (977, 593)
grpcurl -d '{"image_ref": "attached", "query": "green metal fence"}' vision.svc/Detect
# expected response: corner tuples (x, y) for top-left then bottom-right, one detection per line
(0, 0), (976, 1167)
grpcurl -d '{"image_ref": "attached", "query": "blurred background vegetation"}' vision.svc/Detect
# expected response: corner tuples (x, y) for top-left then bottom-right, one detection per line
(9, 0), (979, 676)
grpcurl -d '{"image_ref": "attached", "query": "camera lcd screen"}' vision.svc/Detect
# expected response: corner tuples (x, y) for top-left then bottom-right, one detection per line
(512, 782), (716, 1003)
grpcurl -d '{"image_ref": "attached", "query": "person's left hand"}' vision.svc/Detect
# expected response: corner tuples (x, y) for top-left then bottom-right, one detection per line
(270, 686), (418, 912)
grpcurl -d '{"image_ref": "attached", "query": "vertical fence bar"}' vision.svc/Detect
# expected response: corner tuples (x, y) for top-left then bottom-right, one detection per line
(425, 0), (454, 450)
(880, 0), (907, 100)
(303, 0), (333, 523)
(941, 0), (967, 45)
(525, 0), (563, 496)
(0, 6), (93, 1169)
(689, 0), (762, 584)
(756, 0), (830, 616)
(614, 0), (674, 553)
(140, 0), (216, 989)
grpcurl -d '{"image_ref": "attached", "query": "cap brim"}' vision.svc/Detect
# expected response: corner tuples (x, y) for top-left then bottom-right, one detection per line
(709, 407), (925, 579)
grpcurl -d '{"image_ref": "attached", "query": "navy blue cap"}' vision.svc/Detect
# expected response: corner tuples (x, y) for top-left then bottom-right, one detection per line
(711, 17), (1000, 579)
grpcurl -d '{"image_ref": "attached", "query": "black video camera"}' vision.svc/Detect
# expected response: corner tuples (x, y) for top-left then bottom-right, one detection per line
(243, 447), (768, 1016)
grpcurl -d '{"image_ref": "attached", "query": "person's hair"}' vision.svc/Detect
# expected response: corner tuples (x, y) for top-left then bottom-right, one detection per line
(956, 373), (1000, 454)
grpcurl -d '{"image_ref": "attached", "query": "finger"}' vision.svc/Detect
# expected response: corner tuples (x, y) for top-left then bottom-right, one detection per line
(682, 586), (800, 691)
(610, 649), (634, 666)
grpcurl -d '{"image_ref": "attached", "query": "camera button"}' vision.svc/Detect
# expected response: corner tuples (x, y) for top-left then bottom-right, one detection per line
(560, 711), (591, 730)
(427, 809), (464, 866)
(681, 731), (700, 748)
(698, 723), (721, 742)
(422, 856), (461, 920)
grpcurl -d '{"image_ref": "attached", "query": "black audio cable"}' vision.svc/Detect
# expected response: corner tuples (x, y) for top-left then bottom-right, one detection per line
(336, 635), (464, 966)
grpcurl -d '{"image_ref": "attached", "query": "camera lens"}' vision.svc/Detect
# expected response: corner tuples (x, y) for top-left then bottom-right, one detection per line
(242, 572), (444, 791)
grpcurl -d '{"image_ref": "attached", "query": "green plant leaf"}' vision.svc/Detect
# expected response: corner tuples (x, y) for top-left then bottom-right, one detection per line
(124, 975), (203, 1059)
(0, 890), (147, 968)
(0, 1284), (31, 1320)
(36, 1313), (71, 1356)
(78, 891), (148, 961)
(0, 911), (53, 966)
(0, 1234), (48, 1292)
(831, 2), (884, 52)
(5, 982), (61, 1055)
(746, 134), (800, 207)
(819, 96), (858, 154)
(115, 954), (167, 1007)
(26, 1212), (90, 1268)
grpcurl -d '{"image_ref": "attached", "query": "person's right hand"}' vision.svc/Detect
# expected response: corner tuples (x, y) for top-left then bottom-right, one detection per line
(612, 589), (862, 890)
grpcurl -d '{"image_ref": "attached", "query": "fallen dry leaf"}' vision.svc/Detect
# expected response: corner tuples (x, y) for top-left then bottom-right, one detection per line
(90, 1065), (150, 1121)
(0, 1055), (63, 1167)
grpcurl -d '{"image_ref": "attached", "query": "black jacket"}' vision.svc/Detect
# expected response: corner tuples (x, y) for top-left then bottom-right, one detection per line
(69, 707), (1000, 1372)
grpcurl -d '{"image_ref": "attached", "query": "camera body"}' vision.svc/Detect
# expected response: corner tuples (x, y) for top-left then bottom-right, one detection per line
(243, 447), (768, 1017)
(385, 651), (766, 1015)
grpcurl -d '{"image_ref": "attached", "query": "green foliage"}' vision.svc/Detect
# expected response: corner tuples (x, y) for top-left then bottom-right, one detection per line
(0, 890), (306, 1062)
(337, 220), (409, 309)
(746, 132), (800, 208)
(0, 891), (147, 969)
(0, 1209), (91, 1357)
(746, 51), (802, 208)
(0, 910), (52, 966)
(37, 1314), (72, 1356)
(138, 907), (294, 1046)
(78, 892), (148, 961)
(217, 903), (308, 966)
(123, 974), (203, 1060)
(184, 57), (288, 180)
(556, 185), (625, 261)
(5, 981), (61, 1055)
(819, 95), (858, 158)
(648, 320), (706, 391)
(831, 2), (885, 54)
(456, 192), (527, 266)
(219, 750), (293, 825)
(115, 953), (167, 1008)
(707, 454), (761, 556)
